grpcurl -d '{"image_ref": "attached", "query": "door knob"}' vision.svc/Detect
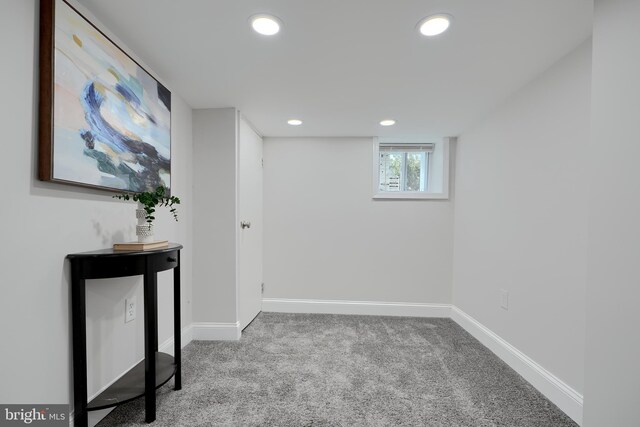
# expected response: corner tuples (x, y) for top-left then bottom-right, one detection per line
(241, 221), (251, 229)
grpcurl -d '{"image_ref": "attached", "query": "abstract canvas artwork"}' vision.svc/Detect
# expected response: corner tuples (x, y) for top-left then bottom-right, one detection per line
(38, 0), (171, 193)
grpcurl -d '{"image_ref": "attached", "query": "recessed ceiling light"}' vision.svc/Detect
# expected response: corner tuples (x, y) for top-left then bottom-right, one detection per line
(250, 14), (281, 36)
(287, 119), (303, 126)
(380, 119), (396, 126)
(418, 14), (452, 37)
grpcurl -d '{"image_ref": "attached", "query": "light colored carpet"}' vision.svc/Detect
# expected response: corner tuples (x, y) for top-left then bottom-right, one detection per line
(98, 313), (577, 426)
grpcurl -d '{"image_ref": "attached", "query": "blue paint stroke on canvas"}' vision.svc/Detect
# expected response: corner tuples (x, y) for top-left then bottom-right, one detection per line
(79, 80), (170, 190)
(52, 0), (171, 192)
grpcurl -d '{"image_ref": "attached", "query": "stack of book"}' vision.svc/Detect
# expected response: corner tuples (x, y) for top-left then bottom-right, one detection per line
(113, 241), (169, 251)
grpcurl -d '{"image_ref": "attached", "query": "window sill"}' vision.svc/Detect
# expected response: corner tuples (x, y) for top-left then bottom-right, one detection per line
(372, 192), (449, 200)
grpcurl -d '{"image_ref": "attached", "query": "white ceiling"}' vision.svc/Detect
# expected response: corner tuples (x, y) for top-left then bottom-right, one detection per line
(76, 0), (592, 138)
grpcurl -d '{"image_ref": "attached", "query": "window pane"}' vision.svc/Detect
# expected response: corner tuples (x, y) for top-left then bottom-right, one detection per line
(379, 153), (402, 191)
(379, 150), (428, 192)
(405, 152), (424, 191)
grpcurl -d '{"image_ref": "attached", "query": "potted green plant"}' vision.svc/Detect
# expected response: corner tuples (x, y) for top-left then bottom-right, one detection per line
(113, 186), (180, 243)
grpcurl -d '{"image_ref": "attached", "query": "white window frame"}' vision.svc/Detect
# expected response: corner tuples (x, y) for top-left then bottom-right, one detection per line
(372, 137), (450, 200)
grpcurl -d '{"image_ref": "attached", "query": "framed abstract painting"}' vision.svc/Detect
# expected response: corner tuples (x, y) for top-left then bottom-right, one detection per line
(38, 0), (171, 193)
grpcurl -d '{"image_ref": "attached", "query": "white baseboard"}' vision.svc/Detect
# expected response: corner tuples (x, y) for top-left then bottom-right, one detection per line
(158, 324), (194, 355)
(450, 307), (583, 425)
(192, 321), (241, 341)
(262, 298), (452, 317)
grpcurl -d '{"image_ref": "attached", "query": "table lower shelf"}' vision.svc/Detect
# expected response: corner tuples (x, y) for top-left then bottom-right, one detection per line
(87, 352), (176, 411)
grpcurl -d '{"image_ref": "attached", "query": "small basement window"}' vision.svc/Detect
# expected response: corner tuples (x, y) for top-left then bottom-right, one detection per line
(373, 137), (450, 199)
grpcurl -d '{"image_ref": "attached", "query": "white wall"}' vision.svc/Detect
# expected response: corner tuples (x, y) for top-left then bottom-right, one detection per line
(0, 0), (193, 414)
(192, 108), (238, 323)
(452, 39), (591, 398)
(583, 1), (640, 425)
(263, 137), (454, 304)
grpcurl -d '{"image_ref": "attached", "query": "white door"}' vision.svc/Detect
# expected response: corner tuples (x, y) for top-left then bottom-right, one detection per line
(237, 115), (263, 330)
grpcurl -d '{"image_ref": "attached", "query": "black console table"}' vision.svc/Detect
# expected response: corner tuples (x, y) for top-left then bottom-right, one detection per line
(67, 243), (183, 427)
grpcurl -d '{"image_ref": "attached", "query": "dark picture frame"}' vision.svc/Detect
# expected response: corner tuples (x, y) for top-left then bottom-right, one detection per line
(38, 0), (172, 193)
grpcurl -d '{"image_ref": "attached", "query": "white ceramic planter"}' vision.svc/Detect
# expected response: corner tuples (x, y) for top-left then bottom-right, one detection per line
(136, 203), (154, 243)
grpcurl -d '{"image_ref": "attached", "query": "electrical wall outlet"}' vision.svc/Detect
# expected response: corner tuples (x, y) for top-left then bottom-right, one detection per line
(125, 296), (136, 323)
(500, 289), (509, 310)
(261, 283), (265, 294)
